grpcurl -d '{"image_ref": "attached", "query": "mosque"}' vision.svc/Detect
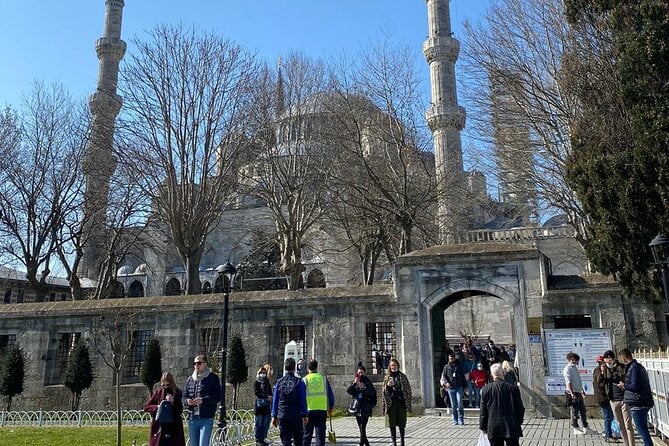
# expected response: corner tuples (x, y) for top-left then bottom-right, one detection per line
(0, 0), (663, 416)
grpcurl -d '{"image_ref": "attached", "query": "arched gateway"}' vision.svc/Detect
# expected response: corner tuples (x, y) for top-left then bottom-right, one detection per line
(394, 243), (544, 412)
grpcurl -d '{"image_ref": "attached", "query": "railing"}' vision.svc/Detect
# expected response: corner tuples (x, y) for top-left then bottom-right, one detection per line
(635, 349), (669, 440)
(0, 409), (274, 446)
(459, 225), (577, 244)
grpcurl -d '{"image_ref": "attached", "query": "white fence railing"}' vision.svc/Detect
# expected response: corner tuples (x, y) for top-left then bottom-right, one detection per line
(0, 409), (272, 446)
(635, 350), (669, 440)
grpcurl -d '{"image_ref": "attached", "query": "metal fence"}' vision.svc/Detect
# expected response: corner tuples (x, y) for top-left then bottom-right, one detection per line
(635, 350), (669, 441)
(0, 408), (272, 446)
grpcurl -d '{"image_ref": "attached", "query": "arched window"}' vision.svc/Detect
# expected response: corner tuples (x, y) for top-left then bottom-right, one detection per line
(165, 278), (181, 296)
(202, 281), (212, 294)
(306, 269), (325, 288)
(127, 280), (144, 298)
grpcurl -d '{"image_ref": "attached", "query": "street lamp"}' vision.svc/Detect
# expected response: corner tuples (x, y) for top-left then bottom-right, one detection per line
(649, 233), (669, 305)
(216, 261), (237, 428)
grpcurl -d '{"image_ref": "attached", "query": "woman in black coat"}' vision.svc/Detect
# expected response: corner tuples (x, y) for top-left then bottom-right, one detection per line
(347, 363), (377, 446)
(480, 363), (525, 446)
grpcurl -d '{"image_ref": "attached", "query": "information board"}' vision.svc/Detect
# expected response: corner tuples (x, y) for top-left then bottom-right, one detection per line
(545, 376), (595, 396)
(544, 329), (612, 377)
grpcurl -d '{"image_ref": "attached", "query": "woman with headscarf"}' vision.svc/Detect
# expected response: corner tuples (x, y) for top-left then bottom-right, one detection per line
(382, 358), (412, 446)
(347, 362), (377, 446)
(143, 372), (186, 446)
(254, 366), (273, 446)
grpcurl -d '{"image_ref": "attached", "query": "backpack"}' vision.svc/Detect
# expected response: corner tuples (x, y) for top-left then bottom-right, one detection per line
(155, 400), (174, 424)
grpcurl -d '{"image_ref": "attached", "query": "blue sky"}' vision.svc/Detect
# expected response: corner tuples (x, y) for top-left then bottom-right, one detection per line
(0, 1), (489, 109)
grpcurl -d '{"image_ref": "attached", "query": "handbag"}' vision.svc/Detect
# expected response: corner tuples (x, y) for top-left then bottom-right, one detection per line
(477, 431), (491, 446)
(155, 400), (174, 424)
(256, 398), (270, 409)
(348, 398), (359, 414)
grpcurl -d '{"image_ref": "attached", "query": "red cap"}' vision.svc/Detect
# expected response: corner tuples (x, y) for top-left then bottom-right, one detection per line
(596, 355), (604, 362)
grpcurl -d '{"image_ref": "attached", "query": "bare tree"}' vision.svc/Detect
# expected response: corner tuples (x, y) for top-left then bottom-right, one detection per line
(91, 312), (137, 446)
(242, 53), (333, 290)
(119, 24), (259, 294)
(324, 39), (438, 282)
(459, 0), (588, 237)
(0, 82), (87, 301)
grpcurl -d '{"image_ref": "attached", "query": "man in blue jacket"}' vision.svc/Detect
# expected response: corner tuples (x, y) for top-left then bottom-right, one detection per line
(618, 349), (654, 446)
(272, 358), (308, 446)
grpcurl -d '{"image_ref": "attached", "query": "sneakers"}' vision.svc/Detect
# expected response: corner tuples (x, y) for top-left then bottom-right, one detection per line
(583, 427), (597, 435)
(263, 440), (272, 445)
(458, 419), (465, 425)
(573, 427), (586, 436)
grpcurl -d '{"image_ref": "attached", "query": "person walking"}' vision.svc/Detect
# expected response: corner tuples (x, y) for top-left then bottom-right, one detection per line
(603, 350), (633, 446)
(563, 352), (595, 436)
(502, 360), (517, 386)
(143, 372), (186, 446)
(479, 363), (525, 446)
(346, 363), (377, 446)
(182, 355), (222, 446)
(271, 358), (308, 446)
(382, 358), (412, 446)
(254, 366), (273, 446)
(301, 359), (335, 446)
(440, 353), (466, 425)
(593, 355), (616, 443)
(469, 363), (487, 408)
(619, 348), (654, 446)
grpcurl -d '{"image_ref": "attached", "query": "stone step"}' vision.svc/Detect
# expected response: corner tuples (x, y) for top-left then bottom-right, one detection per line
(425, 407), (481, 418)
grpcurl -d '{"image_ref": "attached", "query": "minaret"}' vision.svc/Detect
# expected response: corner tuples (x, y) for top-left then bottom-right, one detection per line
(424, 0), (467, 244)
(80, 0), (126, 280)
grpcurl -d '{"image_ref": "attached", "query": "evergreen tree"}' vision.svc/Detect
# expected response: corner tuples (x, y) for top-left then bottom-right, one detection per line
(64, 339), (94, 411)
(227, 335), (248, 409)
(140, 338), (162, 395)
(564, 0), (669, 312)
(0, 345), (24, 411)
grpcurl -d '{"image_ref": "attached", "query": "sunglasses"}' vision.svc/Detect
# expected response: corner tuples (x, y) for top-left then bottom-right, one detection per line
(193, 361), (204, 365)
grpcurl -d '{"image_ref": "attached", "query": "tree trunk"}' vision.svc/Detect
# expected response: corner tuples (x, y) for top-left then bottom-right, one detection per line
(116, 371), (122, 446)
(232, 384), (238, 410)
(184, 249), (203, 295)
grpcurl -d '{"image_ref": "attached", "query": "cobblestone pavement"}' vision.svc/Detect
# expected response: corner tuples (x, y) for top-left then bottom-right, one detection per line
(319, 413), (665, 446)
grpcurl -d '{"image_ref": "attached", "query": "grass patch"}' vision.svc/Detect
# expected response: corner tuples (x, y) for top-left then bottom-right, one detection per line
(0, 426), (148, 446)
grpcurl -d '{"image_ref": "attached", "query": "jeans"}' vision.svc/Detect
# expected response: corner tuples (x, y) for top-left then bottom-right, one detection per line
(303, 410), (327, 446)
(447, 387), (464, 423)
(188, 416), (214, 446)
(470, 384), (481, 408)
(600, 403), (614, 438)
(255, 413), (271, 442)
(467, 381), (477, 407)
(630, 408), (652, 446)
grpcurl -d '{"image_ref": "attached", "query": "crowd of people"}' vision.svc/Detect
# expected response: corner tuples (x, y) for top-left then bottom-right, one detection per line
(140, 343), (656, 446)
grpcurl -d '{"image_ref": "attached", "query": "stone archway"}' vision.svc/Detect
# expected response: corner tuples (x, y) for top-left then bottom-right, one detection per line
(418, 278), (529, 408)
(165, 278), (181, 296)
(127, 280), (144, 298)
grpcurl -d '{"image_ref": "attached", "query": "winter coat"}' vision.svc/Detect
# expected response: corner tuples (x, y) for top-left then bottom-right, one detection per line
(623, 360), (654, 408)
(469, 369), (487, 389)
(382, 371), (412, 414)
(593, 365), (610, 406)
(254, 377), (273, 415)
(143, 387), (186, 446)
(480, 380), (525, 440)
(346, 375), (377, 417)
(182, 369), (222, 419)
(441, 361), (466, 389)
(271, 372), (307, 420)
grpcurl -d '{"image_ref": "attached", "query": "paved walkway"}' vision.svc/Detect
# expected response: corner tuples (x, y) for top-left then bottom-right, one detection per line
(323, 413), (665, 445)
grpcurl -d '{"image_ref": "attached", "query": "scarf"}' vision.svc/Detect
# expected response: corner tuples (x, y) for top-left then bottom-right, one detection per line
(192, 367), (211, 382)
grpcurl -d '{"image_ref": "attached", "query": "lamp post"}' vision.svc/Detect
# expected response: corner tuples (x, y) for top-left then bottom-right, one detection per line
(649, 233), (669, 305)
(216, 261), (237, 428)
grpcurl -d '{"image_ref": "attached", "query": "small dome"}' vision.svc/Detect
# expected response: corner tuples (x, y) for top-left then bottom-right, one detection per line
(134, 263), (148, 274)
(117, 266), (132, 276)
